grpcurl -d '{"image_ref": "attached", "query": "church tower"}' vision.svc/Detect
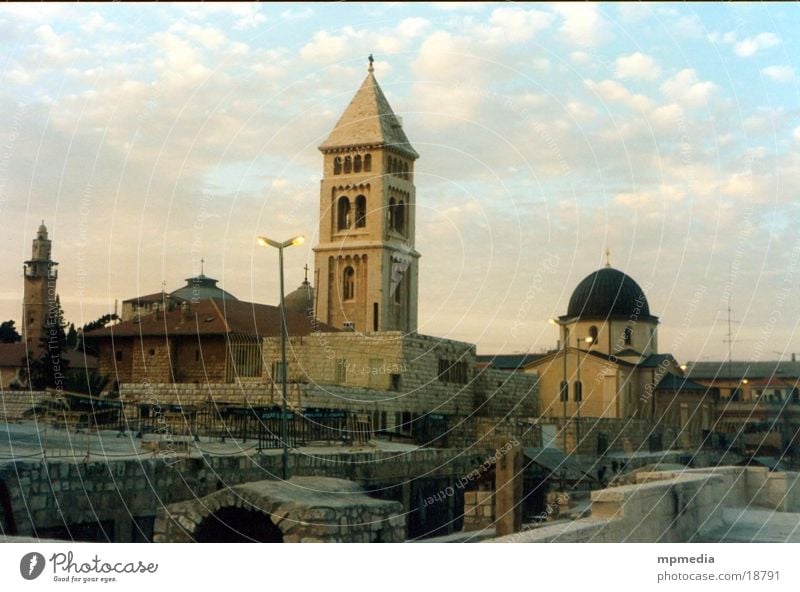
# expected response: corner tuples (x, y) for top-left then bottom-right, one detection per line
(22, 221), (58, 347)
(313, 59), (420, 333)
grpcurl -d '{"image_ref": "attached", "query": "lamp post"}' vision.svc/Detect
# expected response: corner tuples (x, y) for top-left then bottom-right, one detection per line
(575, 335), (593, 446)
(550, 319), (570, 451)
(257, 234), (305, 480)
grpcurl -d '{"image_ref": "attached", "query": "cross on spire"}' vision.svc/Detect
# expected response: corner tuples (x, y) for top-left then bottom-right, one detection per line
(605, 248), (611, 268)
(200, 257), (205, 275)
(303, 264), (310, 284)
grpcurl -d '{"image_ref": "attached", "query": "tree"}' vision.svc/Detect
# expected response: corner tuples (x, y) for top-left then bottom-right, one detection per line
(0, 320), (21, 343)
(82, 313), (119, 333)
(65, 323), (78, 349)
(29, 296), (69, 390)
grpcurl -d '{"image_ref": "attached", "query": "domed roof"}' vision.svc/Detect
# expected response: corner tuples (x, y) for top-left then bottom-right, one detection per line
(565, 267), (656, 321)
(170, 274), (238, 302)
(284, 280), (314, 316)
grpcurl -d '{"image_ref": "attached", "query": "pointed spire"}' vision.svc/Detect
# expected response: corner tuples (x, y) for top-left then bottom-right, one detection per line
(318, 61), (418, 159)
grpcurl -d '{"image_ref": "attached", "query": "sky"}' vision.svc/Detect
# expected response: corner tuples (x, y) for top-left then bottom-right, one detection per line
(0, 2), (799, 363)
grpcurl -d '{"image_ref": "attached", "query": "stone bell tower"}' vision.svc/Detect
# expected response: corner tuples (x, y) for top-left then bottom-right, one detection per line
(22, 221), (58, 347)
(313, 57), (420, 333)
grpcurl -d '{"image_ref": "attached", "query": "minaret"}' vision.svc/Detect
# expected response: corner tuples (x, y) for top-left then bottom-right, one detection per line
(313, 57), (420, 333)
(22, 221), (58, 347)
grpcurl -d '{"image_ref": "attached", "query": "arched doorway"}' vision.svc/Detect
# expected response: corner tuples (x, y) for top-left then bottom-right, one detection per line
(193, 507), (283, 543)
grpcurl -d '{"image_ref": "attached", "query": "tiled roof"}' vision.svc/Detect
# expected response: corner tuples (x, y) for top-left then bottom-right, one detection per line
(0, 342), (97, 369)
(686, 361), (800, 380)
(475, 353), (545, 370)
(318, 71), (419, 159)
(655, 373), (709, 392)
(84, 298), (339, 339)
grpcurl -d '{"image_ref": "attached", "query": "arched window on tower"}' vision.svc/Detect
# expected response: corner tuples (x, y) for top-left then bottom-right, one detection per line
(394, 277), (402, 304)
(388, 197), (396, 230)
(589, 325), (598, 344)
(344, 156), (352, 174)
(337, 196), (351, 230)
(342, 266), (355, 301)
(333, 156), (342, 175)
(395, 200), (406, 234)
(354, 154), (362, 173)
(355, 195), (367, 228)
(403, 162), (409, 180)
(624, 327), (632, 346)
(364, 153), (372, 172)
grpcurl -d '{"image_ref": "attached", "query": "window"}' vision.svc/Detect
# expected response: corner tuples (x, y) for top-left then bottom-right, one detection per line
(115, 350), (123, 362)
(390, 373), (401, 391)
(333, 156), (342, 175)
(335, 358), (347, 383)
(354, 154), (362, 173)
(589, 325), (598, 344)
(342, 266), (355, 300)
(363, 153), (372, 172)
(195, 349), (200, 362)
(355, 195), (367, 228)
(437, 359), (469, 384)
(148, 348), (155, 356)
(559, 380), (568, 402)
(623, 327), (632, 346)
(395, 200), (405, 234)
(388, 197), (396, 230)
(574, 380), (583, 402)
(403, 162), (409, 180)
(343, 156), (352, 174)
(373, 302), (379, 331)
(394, 278), (402, 305)
(337, 196), (351, 230)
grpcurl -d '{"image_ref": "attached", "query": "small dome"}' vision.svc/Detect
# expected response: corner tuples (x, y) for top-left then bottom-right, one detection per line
(566, 267), (656, 321)
(170, 274), (237, 302)
(284, 280), (314, 316)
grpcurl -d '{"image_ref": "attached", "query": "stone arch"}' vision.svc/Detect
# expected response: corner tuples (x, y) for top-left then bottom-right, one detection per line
(194, 506), (284, 542)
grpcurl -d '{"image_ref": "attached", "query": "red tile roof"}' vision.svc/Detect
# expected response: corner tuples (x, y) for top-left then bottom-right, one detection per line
(84, 298), (339, 339)
(0, 342), (97, 369)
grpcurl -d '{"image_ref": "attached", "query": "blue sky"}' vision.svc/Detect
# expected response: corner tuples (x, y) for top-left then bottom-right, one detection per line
(1, 2), (799, 361)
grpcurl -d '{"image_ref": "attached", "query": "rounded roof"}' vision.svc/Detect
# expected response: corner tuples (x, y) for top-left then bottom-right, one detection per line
(565, 267), (656, 321)
(170, 274), (238, 302)
(283, 281), (314, 315)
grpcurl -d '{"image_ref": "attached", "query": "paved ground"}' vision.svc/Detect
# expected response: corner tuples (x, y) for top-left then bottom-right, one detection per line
(698, 507), (800, 542)
(0, 420), (421, 462)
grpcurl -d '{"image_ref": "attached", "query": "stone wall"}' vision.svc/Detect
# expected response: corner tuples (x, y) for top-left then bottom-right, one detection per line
(153, 477), (405, 543)
(0, 447), (476, 542)
(542, 416), (682, 456)
(0, 390), (52, 422)
(490, 466), (800, 543)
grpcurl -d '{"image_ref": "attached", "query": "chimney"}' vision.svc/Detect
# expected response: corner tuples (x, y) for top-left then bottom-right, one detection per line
(181, 301), (191, 319)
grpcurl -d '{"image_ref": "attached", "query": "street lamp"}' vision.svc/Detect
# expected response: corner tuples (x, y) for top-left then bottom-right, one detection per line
(575, 335), (593, 445)
(257, 234), (305, 480)
(550, 318), (570, 451)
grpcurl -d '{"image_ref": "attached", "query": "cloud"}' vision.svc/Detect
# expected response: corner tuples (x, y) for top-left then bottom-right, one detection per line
(794, 126), (800, 143)
(762, 65), (795, 83)
(585, 79), (654, 111)
(553, 4), (610, 47)
(397, 17), (431, 38)
(476, 6), (553, 44)
(615, 52), (661, 80)
(300, 30), (349, 64)
(660, 69), (716, 108)
(734, 32), (780, 57)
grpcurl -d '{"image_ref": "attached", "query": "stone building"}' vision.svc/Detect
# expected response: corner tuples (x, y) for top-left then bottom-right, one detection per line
(313, 60), (419, 333)
(22, 221), (58, 348)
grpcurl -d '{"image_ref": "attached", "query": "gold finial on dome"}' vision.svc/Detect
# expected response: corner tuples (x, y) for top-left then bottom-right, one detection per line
(368, 54), (374, 73)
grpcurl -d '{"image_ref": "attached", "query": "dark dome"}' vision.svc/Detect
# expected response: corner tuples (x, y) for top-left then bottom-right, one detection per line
(565, 267), (656, 321)
(284, 280), (314, 316)
(170, 274), (238, 302)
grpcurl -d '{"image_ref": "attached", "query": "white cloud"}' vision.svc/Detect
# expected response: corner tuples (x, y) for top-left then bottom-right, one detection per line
(794, 126), (800, 143)
(762, 65), (795, 83)
(569, 51), (591, 65)
(300, 31), (349, 64)
(585, 79), (654, 111)
(660, 69), (716, 108)
(281, 6), (313, 21)
(477, 7), (553, 44)
(615, 52), (661, 80)
(553, 4), (610, 47)
(734, 32), (780, 57)
(397, 17), (431, 38)
(673, 15), (704, 38)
